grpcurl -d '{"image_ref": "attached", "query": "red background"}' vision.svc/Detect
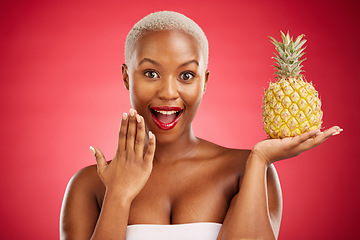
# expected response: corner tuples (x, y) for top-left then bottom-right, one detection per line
(1, 0), (359, 239)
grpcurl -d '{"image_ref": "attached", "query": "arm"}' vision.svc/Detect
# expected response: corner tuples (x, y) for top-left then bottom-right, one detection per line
(218, 126), (342, 240)
(60, 166), (104, 240)
(218, 155), (282, 240)
(60, 109), (156, 240)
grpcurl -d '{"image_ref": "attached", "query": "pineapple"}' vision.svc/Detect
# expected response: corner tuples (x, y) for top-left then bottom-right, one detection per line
(262, 31), (323, 139)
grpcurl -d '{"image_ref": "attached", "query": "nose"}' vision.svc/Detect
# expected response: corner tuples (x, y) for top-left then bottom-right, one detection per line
(158, 76), (179, 101)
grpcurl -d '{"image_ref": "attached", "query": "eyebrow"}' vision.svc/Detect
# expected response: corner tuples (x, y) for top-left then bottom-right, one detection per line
(138, 58), (199, 68)
(179, 60), (199, 68)
(138, 58), (160, 67)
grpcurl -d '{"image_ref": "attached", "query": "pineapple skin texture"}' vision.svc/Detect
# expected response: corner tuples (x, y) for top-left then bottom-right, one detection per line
(262, 76), (323, 139)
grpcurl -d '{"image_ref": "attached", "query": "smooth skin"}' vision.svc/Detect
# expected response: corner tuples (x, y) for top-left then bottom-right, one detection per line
(60, 30), (342, 240)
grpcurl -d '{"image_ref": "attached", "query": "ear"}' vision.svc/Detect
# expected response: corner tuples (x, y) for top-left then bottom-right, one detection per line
(203, 70), (210, 93)
(122, 64), (129, 90)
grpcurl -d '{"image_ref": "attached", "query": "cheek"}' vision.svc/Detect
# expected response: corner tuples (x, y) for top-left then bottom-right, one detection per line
(129, 79), (152, 109)
(181, 81), (204, 108)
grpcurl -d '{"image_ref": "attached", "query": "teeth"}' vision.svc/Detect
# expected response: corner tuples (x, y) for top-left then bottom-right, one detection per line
(154, 110), (179, 115)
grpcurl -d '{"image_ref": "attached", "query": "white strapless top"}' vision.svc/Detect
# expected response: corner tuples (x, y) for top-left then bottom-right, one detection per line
(125, 222), (222, 240)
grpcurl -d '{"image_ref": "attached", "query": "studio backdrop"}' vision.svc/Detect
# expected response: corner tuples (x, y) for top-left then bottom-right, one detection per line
(0, 0), (359, 239)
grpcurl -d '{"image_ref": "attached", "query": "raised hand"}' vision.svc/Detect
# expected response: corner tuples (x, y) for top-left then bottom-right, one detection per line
(252, 126), (343, 165)
(90, 108), (156, 202)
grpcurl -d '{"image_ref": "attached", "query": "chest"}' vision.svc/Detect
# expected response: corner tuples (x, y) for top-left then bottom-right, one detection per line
(127, 160), (239, 225)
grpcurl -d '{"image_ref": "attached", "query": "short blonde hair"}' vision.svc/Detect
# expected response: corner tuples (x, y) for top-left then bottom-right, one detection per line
(125, 11), (209, 67)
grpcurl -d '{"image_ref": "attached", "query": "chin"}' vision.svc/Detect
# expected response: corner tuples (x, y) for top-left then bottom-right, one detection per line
(151, 129), (182, 145)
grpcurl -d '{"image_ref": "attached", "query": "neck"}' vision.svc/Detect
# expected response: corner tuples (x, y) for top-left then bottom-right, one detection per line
(153, 127), (200, 164)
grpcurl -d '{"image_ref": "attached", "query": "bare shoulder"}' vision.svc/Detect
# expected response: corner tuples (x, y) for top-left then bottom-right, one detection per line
(192, 140), (252, 197)
(63, 164), (105, 201)
(61, 164), (105, 211)
(66, 164), (103, 191)
(60, 165), (105, 240)
(198, 138), (281, 196)
(198, 138), (251, 173)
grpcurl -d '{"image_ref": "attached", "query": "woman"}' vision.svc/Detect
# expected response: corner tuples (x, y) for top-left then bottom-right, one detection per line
(60, 11), (342, 240)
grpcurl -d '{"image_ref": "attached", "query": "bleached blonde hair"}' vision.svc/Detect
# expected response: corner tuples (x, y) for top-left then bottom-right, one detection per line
(125, 11), (209, 67)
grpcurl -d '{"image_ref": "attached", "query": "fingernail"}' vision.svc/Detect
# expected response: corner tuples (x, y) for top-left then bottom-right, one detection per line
(122, 112), (128, 120)
(332, 132), (341, 136)
(89, 146), (96, 155)
(130, 108), (135, 117)
(149, 131), (153, 140)
(136, 114), (141, 123)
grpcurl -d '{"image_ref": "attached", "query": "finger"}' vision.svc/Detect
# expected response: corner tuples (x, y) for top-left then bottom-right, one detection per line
(117, 112), (129, 154)
(329, 126), (343, 136)
(144, 131), (156, 165)
(135, 114), (145, 158)
(126, 108), (137, 152)
(331, 127), (343, 136)
(314, 126), (343, 143)
(90, 146), (108, 174)
(293, 129), (320, 145)
(300, 126), (342, 150)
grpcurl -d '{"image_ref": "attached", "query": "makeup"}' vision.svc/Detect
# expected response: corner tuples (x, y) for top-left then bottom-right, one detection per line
(150, 106), (183, 130)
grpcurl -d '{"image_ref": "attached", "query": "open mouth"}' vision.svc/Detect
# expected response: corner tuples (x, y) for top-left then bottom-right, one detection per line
(150, 106), (183, 130)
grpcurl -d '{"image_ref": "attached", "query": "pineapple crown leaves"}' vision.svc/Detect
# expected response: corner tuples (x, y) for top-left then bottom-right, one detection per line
(270, 31), (307, 78)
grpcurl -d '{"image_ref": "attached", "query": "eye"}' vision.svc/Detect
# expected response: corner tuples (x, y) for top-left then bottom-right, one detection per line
(144, 70), (160, 79)
(179, 71), (195, 81)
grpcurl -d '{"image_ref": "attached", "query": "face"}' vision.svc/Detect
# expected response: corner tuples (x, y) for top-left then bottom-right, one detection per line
(122, 30), (209, 144)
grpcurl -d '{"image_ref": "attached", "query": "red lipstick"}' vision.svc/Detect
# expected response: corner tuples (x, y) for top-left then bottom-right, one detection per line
(150, 106), (183, 130)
